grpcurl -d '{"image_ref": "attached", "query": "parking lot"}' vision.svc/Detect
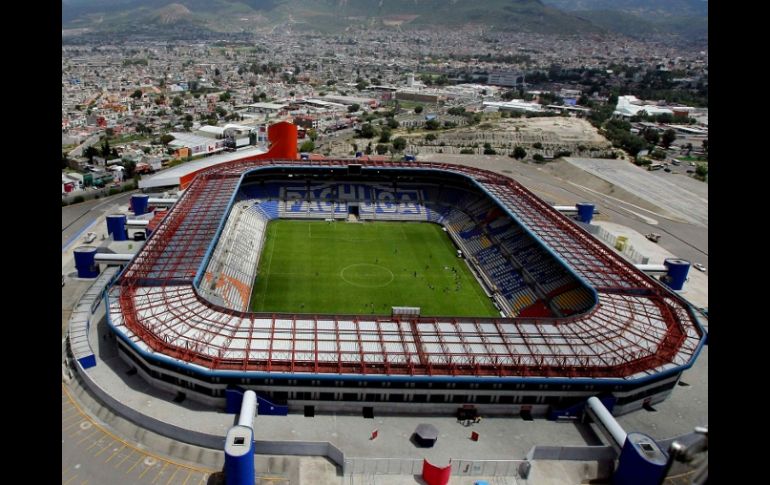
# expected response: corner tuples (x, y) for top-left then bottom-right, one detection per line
(565, 157), (708, 227)
(62, 384), (215, 485)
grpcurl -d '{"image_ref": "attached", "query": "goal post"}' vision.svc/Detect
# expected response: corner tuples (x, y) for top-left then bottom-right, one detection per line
(392, 306), (421, 318)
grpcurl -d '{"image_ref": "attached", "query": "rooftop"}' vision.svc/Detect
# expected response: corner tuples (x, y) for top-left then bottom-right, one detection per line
(113, 159), (704, 381)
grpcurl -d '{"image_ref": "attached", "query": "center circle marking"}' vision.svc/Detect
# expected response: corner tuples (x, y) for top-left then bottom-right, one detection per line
(340, 263), (395, 288)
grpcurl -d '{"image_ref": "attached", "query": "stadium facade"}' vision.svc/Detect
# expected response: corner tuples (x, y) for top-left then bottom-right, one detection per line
(106, 122), (705, 418)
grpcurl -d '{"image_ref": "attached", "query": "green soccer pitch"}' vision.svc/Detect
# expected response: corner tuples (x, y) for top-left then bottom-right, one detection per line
(250, 220), (500, 317)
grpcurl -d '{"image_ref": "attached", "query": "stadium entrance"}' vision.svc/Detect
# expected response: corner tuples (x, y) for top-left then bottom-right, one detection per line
(347, 203), (360, 222)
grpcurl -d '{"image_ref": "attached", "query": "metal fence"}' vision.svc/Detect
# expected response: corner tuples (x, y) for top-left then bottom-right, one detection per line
(594, 226), (649, 265)
(62, 186), (137, 205)
(451, 459), (525, 477)
(344, 458), (423, 476)
(344, 457), (526, 477)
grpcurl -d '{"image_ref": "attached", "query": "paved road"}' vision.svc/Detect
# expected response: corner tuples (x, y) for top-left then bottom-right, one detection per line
(62, 192), (135, 249)
(564, 157), (708, 228)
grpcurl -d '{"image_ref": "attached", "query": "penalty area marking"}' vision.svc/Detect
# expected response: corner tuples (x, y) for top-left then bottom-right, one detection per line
(339, 263), (395, 288)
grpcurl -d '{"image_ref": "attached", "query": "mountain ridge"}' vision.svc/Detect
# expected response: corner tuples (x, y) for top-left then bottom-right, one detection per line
(62, 0), (603, 35)
(62, 0), (707, 41)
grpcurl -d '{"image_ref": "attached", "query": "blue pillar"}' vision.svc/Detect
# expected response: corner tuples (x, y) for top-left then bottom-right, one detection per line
(224, 425), (254, 485)
(576, 203), (595, 223)
(613, 432), (667, 485)
(73, 246), (100, 278)
(132, 194), (149, 215)
(663, 259), (690, 291)
(225, 388), (245, 414)
(106, 214), (127, 241)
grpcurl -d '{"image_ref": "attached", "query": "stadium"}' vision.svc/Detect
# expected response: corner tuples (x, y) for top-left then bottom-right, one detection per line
(106, 123), (705, 418)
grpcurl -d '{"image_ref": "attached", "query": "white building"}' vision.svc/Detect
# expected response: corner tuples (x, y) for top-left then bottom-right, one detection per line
(168, 132), (226, 156)
(483, 100), (543, 113)
(488, 70), (524, 87)
(614, 95), (674, 118)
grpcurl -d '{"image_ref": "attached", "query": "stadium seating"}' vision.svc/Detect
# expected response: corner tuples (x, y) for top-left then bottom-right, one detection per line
(200, 199), (270, 311)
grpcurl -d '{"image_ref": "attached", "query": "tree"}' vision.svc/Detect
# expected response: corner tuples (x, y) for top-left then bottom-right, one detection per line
(364, 143), (372, 155)
(101, 139), (111, 158)
(533, 154), (545, 162)
(348, 103), (360, 113)
(61, 152), (69, 170)
(425, 119), (440, 130)
(219, 91), (231, 102)
(105, 127), (115, 138)
(512, 146), (527, 160)
(375, 144), (388, 155)
(172, 96), (183, 108)
(182, 120), (193, 131)
(392, 137), (407, 151)
(299, 140), (315, 152)
(308, 129), (318, 141)
(642, 128), (660, 145)
(360, 123), (375, 138)
(379, 127), (392, 143)
(533, 142), (543, 149)
(216, 106), (227, 118)
(425, 133), (437, 142)
(661, 129), (677, 148)
(414, 105), (423, 114)
(650, 148), (666, 160)
(130, 89), (143, 99)
(483, 142), (496, 155)
(160, 134), (175, 145)
(355, 77), (369, 91)
(695, 163), (708, 178)
(121, 159), (137, 178)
